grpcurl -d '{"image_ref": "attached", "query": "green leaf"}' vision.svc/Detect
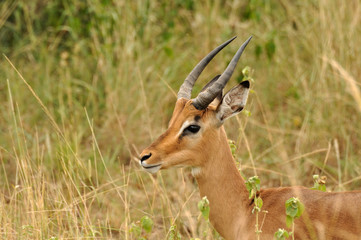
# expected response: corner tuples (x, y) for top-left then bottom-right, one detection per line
(238, 66), (254, 83)
(274, 228), (289, 239)
(286, 205), (298, 218)
(250, 189), (255, 199)
(242, 110), (252, 117)
(168, 225), (182, 240)
(130, 222), (141, 236)
(244, 66), (254, 82)
(242, 66), (251, 77)
(141, 216), (153, 233)
(164, 46), (173, 57)
(296, 201), (305, 218)
(254, 178), (261, 191)
(311, 175), (327, 192)
(286, 215), (293, 228)
(265, 39), (276, 60)
(245, 176), (260, 199)
(197, 196), (210, 220)
(285, 197), (305, 223)
(228, 140), (237, 158)
(255, 44), (262, 59)
(245, 184), (253, 198)
(255, 197), (263, 209)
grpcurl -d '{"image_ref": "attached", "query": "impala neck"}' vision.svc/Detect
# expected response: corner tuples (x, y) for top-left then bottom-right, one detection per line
(195, 127), (251, 239)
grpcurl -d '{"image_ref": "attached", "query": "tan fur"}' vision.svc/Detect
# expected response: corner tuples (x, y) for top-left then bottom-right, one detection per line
(140, 99), (361, 240)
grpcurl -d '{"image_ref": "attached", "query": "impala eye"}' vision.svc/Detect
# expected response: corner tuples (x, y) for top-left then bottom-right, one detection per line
(184, 125), (201, 134)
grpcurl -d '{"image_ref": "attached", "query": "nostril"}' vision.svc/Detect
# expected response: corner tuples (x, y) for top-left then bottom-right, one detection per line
(140, 153), (152, 162)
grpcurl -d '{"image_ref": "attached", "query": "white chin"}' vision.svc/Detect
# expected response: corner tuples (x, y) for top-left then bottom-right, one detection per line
(140, 161), (162, 174)
(143, 165), (161, 174)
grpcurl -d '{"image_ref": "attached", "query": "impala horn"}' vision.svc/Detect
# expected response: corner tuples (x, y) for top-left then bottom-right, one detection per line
(192, 36), (252, 110)
(177, 36), (237, 100)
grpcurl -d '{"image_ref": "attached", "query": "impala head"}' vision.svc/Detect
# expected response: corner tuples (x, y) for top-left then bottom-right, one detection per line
(139, 36), (252, 173)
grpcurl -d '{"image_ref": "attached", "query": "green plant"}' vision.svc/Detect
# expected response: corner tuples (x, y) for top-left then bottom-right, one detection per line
(198, 196), (210, 221)
(311, 175), (327, 192)
(141, 216), (154, 233)
(168, 225), (181, 240)
(130, 222), (142, 236)
(245, 176), (263, 239)
(265, 37), (276, 60)
(129, 215), (154, 239)
(238, 66), (253, 117)
(285, 197), (305, 240)
(228, 140), (237, 159)
(237, 66), (254, 84)
(274, 228), (290, 240)
(197, 196), (213, 238)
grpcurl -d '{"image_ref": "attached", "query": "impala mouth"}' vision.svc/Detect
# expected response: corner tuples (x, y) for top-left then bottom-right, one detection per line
(140, 161), (162, 174)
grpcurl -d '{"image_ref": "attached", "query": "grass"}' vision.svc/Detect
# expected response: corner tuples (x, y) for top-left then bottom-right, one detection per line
(1, 0), (361, 239)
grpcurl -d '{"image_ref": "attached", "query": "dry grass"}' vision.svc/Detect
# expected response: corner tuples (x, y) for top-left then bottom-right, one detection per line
(0, 0), (361, 239)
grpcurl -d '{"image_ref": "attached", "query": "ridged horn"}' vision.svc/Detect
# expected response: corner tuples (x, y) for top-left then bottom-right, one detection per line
(177, 36), (237, 100)
(192, 36), (252, 110)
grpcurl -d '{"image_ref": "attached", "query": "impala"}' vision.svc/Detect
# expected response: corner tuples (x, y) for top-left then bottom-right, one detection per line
(139, 36), (361, 239)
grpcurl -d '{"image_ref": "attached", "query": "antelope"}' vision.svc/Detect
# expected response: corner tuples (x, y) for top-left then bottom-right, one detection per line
(139, 36), (361, 240)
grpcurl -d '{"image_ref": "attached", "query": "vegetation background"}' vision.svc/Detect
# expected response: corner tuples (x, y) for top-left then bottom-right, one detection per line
(0, 0), (360, 239)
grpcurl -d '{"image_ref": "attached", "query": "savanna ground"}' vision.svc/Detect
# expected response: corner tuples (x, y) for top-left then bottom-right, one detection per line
(1, 0), (361, 239)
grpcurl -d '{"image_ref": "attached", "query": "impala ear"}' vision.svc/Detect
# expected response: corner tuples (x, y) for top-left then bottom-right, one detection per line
(216, 81), (250, 122)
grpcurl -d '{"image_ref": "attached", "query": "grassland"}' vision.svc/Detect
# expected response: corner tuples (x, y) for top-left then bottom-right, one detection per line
(0, 0), (361, 239)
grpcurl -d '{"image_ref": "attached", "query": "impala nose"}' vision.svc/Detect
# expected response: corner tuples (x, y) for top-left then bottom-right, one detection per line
(140, 153), (152, 163)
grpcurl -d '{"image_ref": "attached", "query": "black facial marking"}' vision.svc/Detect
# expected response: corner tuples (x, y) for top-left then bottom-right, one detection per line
(240, 80), (250, 88)
(194, 115), (201, 122)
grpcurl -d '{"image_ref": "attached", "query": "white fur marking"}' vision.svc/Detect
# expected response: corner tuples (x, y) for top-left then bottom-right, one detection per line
(192, 167), (202, 177)
(141, 161), (162, 174)
(177, 120), (191, 137)
(145, 165), (161, 174)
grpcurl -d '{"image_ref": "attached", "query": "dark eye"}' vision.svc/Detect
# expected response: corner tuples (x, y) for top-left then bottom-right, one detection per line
(184, 125), (201, 134)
